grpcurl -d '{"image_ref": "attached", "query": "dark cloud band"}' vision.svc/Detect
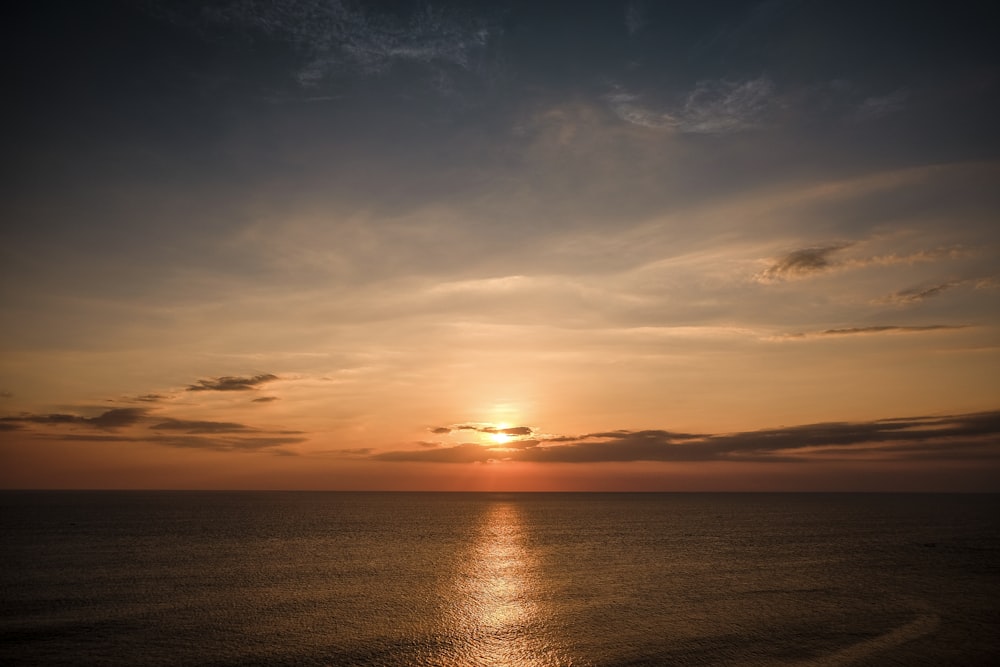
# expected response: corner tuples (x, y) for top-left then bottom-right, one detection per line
(1, 408), (148, 431)
(186, 374), (278, 391)
(377, 411), (1000, 465)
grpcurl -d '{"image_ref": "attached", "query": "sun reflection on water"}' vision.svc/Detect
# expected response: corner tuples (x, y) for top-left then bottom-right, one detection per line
(439, 502), (567, 667)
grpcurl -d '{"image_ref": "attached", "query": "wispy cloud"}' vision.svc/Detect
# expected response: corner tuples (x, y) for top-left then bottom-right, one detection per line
(491, 426), (533, 436)
(194, 0), (501, 89)
(375, 411), (1000, 464)
(431, 423), (534, 437)
(876, 281), (963, 306)
(609, 74), (911, 136)
(146, 434), (304, 453)
(186, 374), (278, 392)
(2, 402), (303, 455)
(318, 447), (375, 457)
(605, 91), (677, 129)
(875, 274), (996, 306)
(818, 325), (968, 336)
(851, 90), (908, 122)
(50, 428), (304, 455)
(1, 408), (148, 431)
(377, 442), (503, 464)
(776, 325), (970, 340)
(607, 77), (775, 133)
(150, 418), (257, 434)
(679, 77), (776, 133)
(755, 244), (852, 282)
(974, 276), (1000, 290)
(854, 247), (969, 268)
(625, 1), (647, 36)
(755, 244), (966, 283)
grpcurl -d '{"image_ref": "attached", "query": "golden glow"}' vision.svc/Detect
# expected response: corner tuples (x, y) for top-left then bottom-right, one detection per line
(486, 421), (514, 446)
(489, 431), (513, 445)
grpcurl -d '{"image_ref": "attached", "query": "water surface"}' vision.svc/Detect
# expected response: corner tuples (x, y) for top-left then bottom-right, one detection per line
(2, 492), (998, 665)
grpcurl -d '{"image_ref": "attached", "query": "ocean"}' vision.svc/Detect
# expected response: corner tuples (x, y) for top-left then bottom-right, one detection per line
(1, 492), (998, 666)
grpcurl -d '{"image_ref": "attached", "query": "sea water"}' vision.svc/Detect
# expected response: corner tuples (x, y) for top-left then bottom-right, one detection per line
(1, 492), (998, 666)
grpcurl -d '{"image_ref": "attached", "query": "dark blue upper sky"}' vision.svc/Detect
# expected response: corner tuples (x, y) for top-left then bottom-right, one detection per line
(6, 1), (998, 262)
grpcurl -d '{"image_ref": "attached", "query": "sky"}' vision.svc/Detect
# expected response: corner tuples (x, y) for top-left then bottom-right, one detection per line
(2, 0), (999, 491)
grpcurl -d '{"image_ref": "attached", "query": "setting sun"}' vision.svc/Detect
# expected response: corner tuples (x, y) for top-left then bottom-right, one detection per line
(486, 423), (515, 446)
(490, 432), (513, 446)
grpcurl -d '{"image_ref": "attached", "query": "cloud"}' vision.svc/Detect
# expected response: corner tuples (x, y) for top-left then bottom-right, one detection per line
(150, 419), (256, 434)
(755, 244), (851, 282)
(2, 404), (304, 454)
(818, 325), (968, 336)
(625, 1), (647, 35)
(876, 280), (974, 306)
(376, 442), (501, 463)
(54, 432), (304, 454)
(148, 434), (304, 453)
(321, 448), (375, 457)
(88, 408), (148, 429)
(502, 439), (540, 450)
(853, 247), (969, 269)
(186, 374), (278, 391)
(881, 283), (957, 305)
(133, 394), (166, 403)
(775, 325), (970, 340)
(566, 429), (704, 441)
(605, 91), (676, 129)
(432, 423), (534, 436)
(148, 418), (303, 436)
(488, 426), (533, 436)
(373, 411), (1000, 464)
(607, 77), (776, 133)
(679, 77), (776, 133)
(194, 1), (501, 89)
(975, 276), (1000, 290)
(851, 90), (908, 122)
(251, 396), (279, 403)
(53, 434), (138, 442)
(756, 243), (969, 285)
(1, 407), (148, 431)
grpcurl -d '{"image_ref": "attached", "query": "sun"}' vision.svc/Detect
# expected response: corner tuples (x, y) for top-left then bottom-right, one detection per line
(487, 422), (513, 445)
(489, 431), (512, 445)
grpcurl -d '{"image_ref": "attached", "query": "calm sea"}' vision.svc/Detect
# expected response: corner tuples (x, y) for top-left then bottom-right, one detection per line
(1, 492), (998, 666)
